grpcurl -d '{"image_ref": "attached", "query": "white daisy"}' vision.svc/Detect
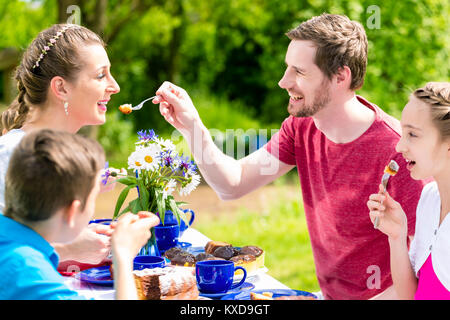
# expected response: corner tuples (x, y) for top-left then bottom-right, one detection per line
(179, 173), (201, 196)
(162, 179), (177, 200)
(156, 137), (176, 153)
(140, 144), (161, 171)
(128, 149), (145, 172)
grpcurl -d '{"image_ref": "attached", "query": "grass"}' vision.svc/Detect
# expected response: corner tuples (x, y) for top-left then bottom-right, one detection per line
(194, 181), (320, 293)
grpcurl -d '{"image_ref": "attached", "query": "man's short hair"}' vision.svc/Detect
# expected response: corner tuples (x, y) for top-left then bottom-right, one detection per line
(286, 13), (368, 90)
(4, 129), (105, 222)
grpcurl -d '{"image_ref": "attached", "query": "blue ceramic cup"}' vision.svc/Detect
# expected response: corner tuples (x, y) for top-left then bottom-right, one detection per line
(154, 223), (180, 255)
(133, 255), (165, 270)
(195, 260), (247, 294)
(159, 209), (195, 235)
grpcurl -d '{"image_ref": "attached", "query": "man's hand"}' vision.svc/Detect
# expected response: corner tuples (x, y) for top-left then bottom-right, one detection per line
(153, 81), (202, 134)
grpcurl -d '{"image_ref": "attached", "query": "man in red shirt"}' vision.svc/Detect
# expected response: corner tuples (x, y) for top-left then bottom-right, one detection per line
(153, 13), (427, 299)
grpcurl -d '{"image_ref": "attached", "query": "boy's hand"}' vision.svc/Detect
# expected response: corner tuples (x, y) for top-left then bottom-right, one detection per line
(111, 212), (160, 260)
(367, 184), (408, 241)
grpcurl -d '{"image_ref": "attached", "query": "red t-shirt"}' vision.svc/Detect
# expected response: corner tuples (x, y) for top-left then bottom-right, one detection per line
(265, 96), (428, 300)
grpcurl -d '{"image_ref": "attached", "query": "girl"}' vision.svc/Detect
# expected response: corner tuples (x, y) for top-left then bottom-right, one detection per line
(0, 24), (120, 266)
(367, 82), (450, 299)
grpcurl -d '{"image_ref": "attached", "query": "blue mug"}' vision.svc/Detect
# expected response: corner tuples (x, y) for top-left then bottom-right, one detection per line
(196, 260), (247, 294)
(154, 223), (180, 255)
(133, 255), (165, 270)
(159, 209), (195, 235)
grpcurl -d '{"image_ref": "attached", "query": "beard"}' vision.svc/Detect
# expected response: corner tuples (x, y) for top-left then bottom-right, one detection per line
(287, 78), (332, 118)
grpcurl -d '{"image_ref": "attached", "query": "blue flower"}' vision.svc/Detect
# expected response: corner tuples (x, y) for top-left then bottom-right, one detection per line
(178, 155), (198, 175)
(137, 129), (158, 141)
(101, 161), (110, 185)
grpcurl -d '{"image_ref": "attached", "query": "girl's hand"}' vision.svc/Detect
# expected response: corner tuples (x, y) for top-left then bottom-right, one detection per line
(367, 184), (408, 241)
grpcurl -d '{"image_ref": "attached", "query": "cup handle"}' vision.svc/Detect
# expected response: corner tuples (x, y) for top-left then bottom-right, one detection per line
(183, 209), (195, 226)
(231, 266), (247, 289)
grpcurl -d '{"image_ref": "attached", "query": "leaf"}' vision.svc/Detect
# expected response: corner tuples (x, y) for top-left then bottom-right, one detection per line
(137, 178), (150, 211)
(175, 201), (188, 207)
(168, 196), (188, 225)
(129, 198), (143, 214)
(156, 192), (166, 225)
(116, 176), (138, 186)
(113, 185), (135, 219)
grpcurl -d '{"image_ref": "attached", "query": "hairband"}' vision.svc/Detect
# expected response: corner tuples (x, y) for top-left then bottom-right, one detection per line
(32, 25), (71, 70)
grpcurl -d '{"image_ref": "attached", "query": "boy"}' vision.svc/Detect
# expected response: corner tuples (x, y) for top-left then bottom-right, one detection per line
(0, 129), (159, 299)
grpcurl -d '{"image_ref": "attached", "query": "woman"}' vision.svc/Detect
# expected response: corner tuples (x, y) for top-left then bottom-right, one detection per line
(0, 23), (120, 267)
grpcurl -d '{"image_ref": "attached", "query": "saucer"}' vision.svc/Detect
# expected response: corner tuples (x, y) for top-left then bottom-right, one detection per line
(198, 282), (254, 299)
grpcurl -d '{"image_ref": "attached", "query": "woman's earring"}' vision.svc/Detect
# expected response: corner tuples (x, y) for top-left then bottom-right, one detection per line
(63, 101), (69, 116)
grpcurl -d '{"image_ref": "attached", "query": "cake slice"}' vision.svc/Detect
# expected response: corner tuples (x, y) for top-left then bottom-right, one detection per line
(133, 267), (199, 300)
(204, 240), (232, 255)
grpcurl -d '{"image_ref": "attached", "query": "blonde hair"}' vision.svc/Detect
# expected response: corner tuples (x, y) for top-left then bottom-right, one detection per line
(286, 13), (368, 90)
(413, 82), (450, 141)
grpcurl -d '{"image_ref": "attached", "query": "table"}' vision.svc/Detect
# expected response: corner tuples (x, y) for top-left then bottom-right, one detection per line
(65, 228), (291, 300)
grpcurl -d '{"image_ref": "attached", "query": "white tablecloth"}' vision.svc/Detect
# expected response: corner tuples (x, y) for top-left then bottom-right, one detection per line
(65, 228), (290, 300)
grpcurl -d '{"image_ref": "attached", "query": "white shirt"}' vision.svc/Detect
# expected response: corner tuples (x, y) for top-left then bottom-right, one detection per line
(0, 129), (26, 213)
(409, 181), (450, 290)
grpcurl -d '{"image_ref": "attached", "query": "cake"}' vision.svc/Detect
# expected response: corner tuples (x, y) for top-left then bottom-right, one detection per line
(204, 240), (232, 254)
(133, 267), (199, 300)
(119, 104), (133, 114)
(164, 241), (265, 274)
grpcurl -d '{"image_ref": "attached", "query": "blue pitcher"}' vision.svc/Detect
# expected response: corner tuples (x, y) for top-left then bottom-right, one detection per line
(158, 209), (195, 236)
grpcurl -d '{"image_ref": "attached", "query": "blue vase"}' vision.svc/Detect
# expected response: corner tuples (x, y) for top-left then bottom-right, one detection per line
(158, 209), (195, 236)
(138, 231), (160, 256)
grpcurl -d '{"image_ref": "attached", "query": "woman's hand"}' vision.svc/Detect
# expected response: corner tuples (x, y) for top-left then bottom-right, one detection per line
(153, 81), (202, 134)
(367, 184), (408, 241)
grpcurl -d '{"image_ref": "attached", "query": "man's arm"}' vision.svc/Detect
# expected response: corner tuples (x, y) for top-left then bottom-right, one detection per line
(154, 82), (295, 200)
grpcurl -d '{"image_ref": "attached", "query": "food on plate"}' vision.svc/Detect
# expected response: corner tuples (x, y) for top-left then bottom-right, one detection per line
(250, 291), (316, 300)
(133, 267), (199, 300)
(164, 240), (265, 274)
(204, 240), (232, 255)
(164, 247), (185, 260)
(250, 292), (273, 300)
(212, 246), (237, 260)
(195, 252), (224, 262)
(118, 104), (133, 114)
(239, 245), (263, 257)
(169, 251), (196, 267)
(230, 254), (256, 264)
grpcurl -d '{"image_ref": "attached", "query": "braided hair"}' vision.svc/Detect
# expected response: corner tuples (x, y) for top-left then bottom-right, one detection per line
(413, 82), (450, 141)
(0, 24), (104, 134)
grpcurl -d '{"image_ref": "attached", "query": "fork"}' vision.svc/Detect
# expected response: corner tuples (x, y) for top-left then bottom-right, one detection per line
(373, 160), (399, 229)
(131, 95), (158, 111)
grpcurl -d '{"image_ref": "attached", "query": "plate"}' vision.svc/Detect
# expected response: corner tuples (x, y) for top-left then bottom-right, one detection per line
(221, 289), (317, 300)
(75, 265), (113, 286)
(199, 282), (255, 299)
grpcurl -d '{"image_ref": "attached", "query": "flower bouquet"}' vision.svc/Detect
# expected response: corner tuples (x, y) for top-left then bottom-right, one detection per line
(107, 129), (201, 254)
